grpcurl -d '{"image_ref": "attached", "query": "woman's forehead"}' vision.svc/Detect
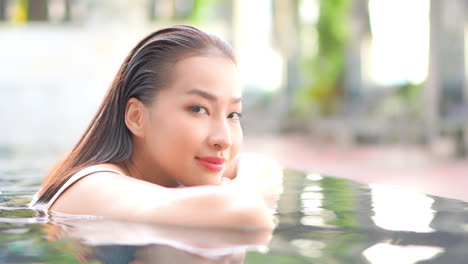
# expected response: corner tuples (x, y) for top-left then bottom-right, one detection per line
(163, 55), (242, 99)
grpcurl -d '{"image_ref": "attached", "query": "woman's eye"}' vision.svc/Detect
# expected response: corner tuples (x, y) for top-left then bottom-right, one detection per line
(228, 112), (242, 120)
(189, 105), (208, 115)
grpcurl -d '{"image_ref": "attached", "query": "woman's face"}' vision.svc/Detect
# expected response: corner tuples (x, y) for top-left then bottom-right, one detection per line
(143, 55), (242, 186)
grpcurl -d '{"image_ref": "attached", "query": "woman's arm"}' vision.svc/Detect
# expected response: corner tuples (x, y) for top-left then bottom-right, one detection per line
(50, 172), (273, 229)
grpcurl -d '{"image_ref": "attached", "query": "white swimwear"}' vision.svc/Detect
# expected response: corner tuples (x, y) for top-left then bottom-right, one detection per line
(29, 165), (126, 211)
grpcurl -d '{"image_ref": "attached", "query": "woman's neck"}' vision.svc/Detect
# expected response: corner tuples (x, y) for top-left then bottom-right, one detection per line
(120, 149), (181, 188)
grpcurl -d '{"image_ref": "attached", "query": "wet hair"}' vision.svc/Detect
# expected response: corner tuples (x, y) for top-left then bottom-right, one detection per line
(36, 25), (236, 205)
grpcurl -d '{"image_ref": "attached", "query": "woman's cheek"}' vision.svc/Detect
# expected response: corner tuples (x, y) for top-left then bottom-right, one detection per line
(173, 116), (207, 146)
(231, 125), (243, 156)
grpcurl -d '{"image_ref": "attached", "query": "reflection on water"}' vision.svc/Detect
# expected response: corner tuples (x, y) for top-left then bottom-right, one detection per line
(370, 184), (435, 233)
(363, 243), (444, 264)
(1, 163), (468, 263)
(258, 170), (468, 264)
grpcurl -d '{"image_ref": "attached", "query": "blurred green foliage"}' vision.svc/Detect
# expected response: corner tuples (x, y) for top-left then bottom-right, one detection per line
(373, 83), (423, 120)
(320, 176), (358, 228)
(189, 0), (216, 21)
(246, 252), (312, 264)
(188, 0), (228, 22)
(394, 83), (423, 117)
(296, 0), (352, 116)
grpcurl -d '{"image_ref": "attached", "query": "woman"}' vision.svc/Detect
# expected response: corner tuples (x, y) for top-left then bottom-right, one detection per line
(29, 25), (274, 228)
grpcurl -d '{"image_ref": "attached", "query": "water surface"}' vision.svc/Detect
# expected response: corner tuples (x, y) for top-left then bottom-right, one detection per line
(1, 162), (467, 263)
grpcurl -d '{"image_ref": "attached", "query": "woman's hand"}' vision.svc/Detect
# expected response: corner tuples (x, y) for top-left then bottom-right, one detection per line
(221, 153), (283, 211)
(223, 155), (240, 180)
(220, 176), (234, 185)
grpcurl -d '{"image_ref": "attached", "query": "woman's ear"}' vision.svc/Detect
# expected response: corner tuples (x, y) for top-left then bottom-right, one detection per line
(125, 98), (147, 138)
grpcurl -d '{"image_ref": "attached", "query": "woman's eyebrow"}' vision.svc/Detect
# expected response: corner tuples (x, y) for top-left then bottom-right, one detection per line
(186, 88), (242, 103)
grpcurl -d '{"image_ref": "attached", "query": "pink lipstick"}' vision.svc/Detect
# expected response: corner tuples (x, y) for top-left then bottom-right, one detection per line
(196, 157), (225, 172)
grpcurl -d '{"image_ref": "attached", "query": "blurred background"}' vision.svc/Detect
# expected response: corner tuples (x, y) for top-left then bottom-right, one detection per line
(0, 0), (466, 200)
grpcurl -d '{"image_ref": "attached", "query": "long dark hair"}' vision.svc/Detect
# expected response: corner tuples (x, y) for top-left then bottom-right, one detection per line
(36, 25), (236, 205)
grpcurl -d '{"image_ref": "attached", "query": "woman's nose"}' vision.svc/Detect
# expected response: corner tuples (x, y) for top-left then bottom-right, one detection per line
(208, 119), (232, 151)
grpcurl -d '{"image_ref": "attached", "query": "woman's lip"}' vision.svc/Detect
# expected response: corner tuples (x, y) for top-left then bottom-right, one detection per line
(196, 157), (225, 172)
(197, 157), (225, 164)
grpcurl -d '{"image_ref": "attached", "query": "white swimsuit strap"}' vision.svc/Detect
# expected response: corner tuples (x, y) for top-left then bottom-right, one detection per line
(30, 166), (126, 211)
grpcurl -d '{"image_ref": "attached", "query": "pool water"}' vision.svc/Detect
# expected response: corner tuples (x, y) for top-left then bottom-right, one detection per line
(1, 163), (467, 263)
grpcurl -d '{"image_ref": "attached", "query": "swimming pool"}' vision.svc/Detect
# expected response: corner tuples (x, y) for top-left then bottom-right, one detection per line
(1, 160), (467, 263)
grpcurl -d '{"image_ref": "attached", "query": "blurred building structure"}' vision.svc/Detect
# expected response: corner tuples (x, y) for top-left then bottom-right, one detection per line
(426, 0), (468, 157)
(0, 0), (467, 158)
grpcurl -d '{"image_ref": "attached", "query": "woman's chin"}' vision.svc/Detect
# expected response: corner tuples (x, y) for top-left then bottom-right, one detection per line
(177, 175), (223, 187)
(199, 174), (225, 186)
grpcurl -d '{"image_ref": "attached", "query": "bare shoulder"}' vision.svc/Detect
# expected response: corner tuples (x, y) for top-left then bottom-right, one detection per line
(50, 168), (166, 216)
